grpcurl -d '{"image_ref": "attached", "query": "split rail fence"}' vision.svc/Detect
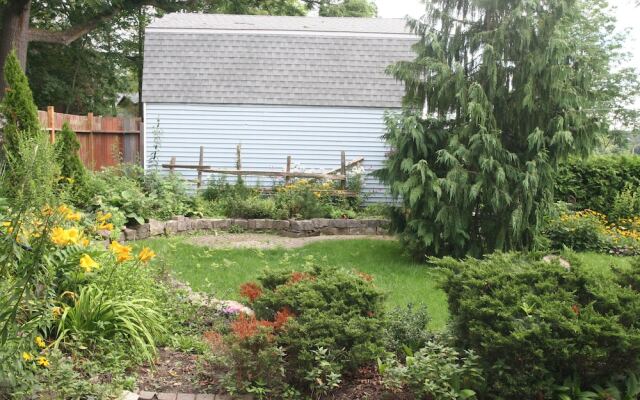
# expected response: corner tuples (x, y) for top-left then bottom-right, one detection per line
(37, 106), (141, 171)
(162, 145), (364, 197)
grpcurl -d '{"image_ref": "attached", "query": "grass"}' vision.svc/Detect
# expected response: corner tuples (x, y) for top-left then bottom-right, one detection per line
(138, 236), (450, 329)
(137, 235), (637, 332)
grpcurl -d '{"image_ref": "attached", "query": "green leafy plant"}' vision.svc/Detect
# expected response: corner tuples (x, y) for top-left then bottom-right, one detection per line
(383, 304), (432, 357)
(438, 253), (640, 399)
(56, 284), (165, 361)
(304, 347), (342, 399)
(379, 339), (481, 399)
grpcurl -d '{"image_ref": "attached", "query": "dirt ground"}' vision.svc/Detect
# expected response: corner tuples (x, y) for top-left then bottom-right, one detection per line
(188, 233), (393, 250)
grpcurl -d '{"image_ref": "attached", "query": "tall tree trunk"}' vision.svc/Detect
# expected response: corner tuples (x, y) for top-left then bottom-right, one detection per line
(0, 0), (31, 97)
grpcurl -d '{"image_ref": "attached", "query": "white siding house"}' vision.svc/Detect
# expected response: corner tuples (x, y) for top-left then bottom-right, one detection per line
(142, 14), (416, 202)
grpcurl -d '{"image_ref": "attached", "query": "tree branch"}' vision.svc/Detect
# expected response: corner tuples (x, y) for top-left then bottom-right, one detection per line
(26, 0), (201, 45)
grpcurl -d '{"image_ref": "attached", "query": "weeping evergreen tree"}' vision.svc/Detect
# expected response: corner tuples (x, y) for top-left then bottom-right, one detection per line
(377, 0), (636, 258)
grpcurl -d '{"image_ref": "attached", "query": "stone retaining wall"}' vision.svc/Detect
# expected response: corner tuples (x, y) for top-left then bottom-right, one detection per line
(122, 216), (389, 241)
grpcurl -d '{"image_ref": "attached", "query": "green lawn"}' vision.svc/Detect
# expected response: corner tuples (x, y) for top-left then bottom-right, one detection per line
(137, 235), (636, 331)
(138, 236), (450, 329)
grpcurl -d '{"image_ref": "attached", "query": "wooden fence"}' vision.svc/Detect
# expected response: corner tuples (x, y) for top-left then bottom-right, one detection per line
(37, 106), (141, 171)
(163, 145), (364, 197)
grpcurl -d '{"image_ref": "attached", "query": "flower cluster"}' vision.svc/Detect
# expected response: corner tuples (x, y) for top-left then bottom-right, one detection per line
(239, 282), (263, 302)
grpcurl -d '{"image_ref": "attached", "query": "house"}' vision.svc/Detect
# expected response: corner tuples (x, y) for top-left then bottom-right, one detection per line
(142, 13), (416, 201)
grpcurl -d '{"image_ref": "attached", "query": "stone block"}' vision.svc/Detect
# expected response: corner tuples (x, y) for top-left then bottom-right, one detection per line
(194, 395), (215, 400)
(149, 219), (165, 236)
(247, 219), (257, 229)
(164, 220), (178, 235)
(346, 219), (362, 228)
(136, 223), (150, 240)
(272, 220), (290, 230)
(176, 394), (195, 400)
(231, 219), (248, 229)
(211, 219), (229, 229)
(348, 227), (365, 235)
(137, 391), (155, 400)
(364, 219), (380, 228)
(119, 391), (140, 400)
(364, 226), (377, 235)
(312, 218), (331, 228)
(197, 219), (211, 230)
(332, 219), (349, 228)
(123, 228), (137, 241)
(156, 393), (177, 400)
(253, 219), (270, 230)
(319, 227), (339, 235)
(172, 215), (185, 221)
(176, 219), (188, 232)
(377, 226), (389, 235)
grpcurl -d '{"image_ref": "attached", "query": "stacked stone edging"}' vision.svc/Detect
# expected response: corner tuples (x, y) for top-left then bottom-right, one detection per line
(122, 216), (389, 241)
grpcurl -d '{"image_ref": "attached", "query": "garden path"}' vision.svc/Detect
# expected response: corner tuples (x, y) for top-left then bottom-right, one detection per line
(187, 233), (393, 250)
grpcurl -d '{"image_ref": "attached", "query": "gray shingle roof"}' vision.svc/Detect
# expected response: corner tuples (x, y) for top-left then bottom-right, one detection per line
(142, 14), (416, 107)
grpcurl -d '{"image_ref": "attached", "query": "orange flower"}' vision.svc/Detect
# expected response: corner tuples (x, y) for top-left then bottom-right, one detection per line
(137, 247), (156, 263)
(231, 314), (273, 340)
(288, 271), (315, 284)
(272, 308), (294, 330)
(110, 241), (132, 263)
(239, 282), (262, 302)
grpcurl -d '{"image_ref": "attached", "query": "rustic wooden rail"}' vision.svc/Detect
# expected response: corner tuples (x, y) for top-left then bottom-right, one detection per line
(162, 145), (363, 194)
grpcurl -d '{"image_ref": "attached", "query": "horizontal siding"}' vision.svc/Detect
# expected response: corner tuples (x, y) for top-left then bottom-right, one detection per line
(144, 103), (394, 202)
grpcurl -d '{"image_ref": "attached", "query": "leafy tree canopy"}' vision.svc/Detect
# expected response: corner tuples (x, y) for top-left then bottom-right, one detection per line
(377, 0), (639, 258)
(319, 0), (376, 17)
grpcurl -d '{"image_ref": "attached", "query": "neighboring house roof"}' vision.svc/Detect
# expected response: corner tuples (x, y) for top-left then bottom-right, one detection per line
(142, 14), (416, 108)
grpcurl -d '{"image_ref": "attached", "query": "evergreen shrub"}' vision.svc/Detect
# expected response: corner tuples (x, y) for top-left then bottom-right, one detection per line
(241, 265), (386, 391)
(438, 253), (640, 399)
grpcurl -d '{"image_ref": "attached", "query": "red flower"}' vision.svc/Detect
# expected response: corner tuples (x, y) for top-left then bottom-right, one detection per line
(239, 282), (262, 302)
(571, 304), (580, 315)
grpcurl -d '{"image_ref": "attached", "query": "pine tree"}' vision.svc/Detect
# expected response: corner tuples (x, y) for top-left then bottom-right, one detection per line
(377, 0), (635, 258)
(1, 50), (41, 160)
(55, 122), (86, 186)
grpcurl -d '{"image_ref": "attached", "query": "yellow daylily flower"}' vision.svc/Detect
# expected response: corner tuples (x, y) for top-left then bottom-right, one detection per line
(110, 241), (132, 263)
(22, 352), (33, 362)
(65, 211), (82, 222)
(52, 306), (64, 318)
(138, 247), (156, 263)
(79, 254), (99, 273)
(36, 356), (50, 368)
(35, 336), (45, 349)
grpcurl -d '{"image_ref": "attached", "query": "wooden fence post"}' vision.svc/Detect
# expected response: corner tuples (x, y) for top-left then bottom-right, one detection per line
(197, 146), (204, 189)
(236, 144), (242, 184)
(285, 155), (292, 185)
(169, 156), (176, 173)
(47, 106), (55, 143)
(87, 112), (94, 168)
(340, 150), (346, 190)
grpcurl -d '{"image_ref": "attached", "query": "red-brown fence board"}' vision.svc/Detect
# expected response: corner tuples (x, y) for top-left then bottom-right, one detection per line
(37, 109), (141, 171)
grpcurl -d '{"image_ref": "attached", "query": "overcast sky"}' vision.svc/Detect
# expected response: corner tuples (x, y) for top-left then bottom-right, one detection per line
(375, 0), (640, 76)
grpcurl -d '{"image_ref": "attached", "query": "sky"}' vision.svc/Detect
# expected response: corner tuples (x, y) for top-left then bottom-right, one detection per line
(375, 0), (640, 76)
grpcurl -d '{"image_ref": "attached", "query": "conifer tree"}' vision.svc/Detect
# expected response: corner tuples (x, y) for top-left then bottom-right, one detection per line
(377, 0), (636, 258)
(55, 122), (86, 186)
(1, 50), (41, 160)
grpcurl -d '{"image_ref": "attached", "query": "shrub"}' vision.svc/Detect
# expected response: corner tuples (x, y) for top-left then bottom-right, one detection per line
(438, 253), (640, 399)
(610, 184), (640, 222)
(55, 123), (86, 188)
(379, 339), (482, 399)
(383, 303), (432, 356)
(555, 156), (640, 216)
(0, 51), (41, 163)
(543, 208), (611, 252)
(243, 265), (386, 392)
(274, 179), (331, 219)
(223, 196), (285, 220)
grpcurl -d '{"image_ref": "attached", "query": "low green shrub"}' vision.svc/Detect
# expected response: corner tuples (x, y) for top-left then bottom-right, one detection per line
(438, 253), (640, 399)
(274, 179), (330, 219)
(223, 196), (286, 220)
(231, 265), (386, 394)
(379, 339), (482, 399)
(383, 304), (432, 356)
